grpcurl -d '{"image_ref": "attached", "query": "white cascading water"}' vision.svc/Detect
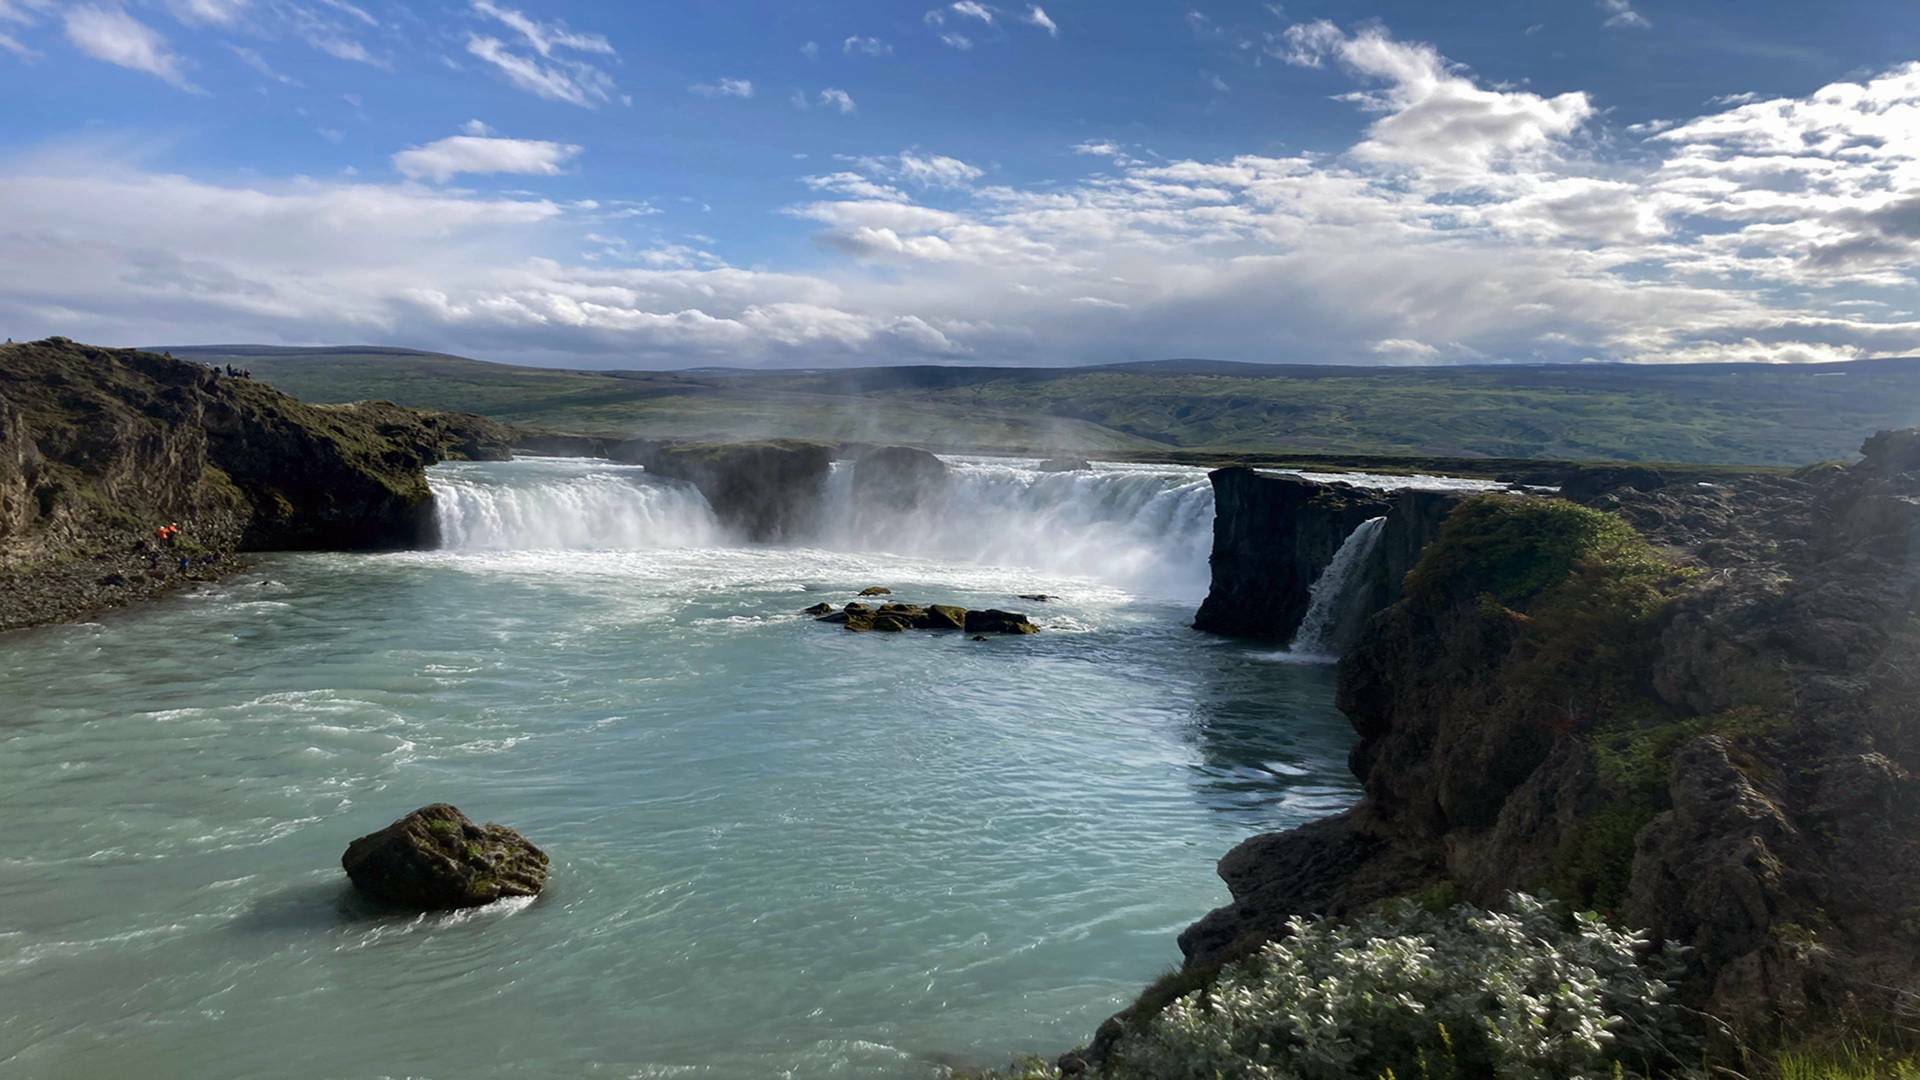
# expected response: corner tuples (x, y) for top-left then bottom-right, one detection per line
(1288, 515), (1388, 657)
(814, 457), (1219, 600)
(430, 457), (727, 551)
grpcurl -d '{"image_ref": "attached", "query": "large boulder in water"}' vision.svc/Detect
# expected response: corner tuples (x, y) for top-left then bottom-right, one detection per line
(618, 439), (832, 541)
(964, 608), (1039, 634)
(341, 804), (549, 910)
(851, 446), (949, 511)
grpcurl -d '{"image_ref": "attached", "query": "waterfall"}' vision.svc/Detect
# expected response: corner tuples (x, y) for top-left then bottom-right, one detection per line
(813, 457), (1218, 600)
(429, 457), (727, 551)
(1289, 516), (1387, 657)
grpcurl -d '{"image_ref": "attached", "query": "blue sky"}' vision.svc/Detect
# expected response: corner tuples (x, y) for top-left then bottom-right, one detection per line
(1, 0), (1918, 368)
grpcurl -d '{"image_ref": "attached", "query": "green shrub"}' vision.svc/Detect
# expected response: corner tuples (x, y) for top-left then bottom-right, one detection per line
(980, 895), (1698, 1080)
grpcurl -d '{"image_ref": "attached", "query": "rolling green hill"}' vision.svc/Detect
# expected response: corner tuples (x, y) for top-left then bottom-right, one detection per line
(158, 344), (1920, 466)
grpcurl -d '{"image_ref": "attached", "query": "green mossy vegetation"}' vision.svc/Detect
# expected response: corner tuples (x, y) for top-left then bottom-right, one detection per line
(1403, 497), (1719, 913)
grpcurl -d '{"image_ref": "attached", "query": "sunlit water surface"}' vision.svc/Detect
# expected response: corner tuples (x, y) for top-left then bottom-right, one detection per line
(0, 457), (1387, 1079)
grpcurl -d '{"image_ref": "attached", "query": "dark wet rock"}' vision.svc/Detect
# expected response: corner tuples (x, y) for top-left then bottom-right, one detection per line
(615, 439), (831, 542)
(918, 604), (968, 630)
(1018, 593), (1058, 602)
(811, 600), (1026, 634)
(851, 445), (950, 511)
(964, 609), (1038, 634)
(858, 585), (892, 596)
(341, 803), (548, 911)
(801, 602), (835, 616)
(1037, 457), (1092, 473)
(970, 634), (989, 641)
(1559, 464), (1668, 501)
(1192, 468), (1395, 640)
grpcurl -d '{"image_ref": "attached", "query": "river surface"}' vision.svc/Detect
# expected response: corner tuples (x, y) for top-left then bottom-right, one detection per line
(0, 456), (1493, 1079)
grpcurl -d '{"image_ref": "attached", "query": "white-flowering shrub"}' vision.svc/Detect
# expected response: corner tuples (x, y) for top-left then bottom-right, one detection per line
(978, 894), (1698, 1080)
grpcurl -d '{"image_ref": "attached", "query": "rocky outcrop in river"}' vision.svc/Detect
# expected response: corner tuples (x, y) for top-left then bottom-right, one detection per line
(0, 338), (512, 632)
(342, 803), (549, 910)
(1164, 430), (1920, 1050)
(1192, 468), (1468, 648)
(612, 438), (832, 541)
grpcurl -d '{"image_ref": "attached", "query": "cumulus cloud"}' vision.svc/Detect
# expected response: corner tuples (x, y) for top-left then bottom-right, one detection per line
(392, 129), (583, 182)
(819, 88), (856, 113)
(1279, 21), (1593, 178)
(843, 35), (890, 56)
(64, 5), (197, 90)
(3, 31), (1917, 370)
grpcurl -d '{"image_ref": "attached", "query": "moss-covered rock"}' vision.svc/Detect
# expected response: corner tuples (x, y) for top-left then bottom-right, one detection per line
(340, 803), (548, 910)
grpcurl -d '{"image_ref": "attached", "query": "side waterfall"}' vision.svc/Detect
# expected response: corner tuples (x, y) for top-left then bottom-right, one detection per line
(1289, 516), (1388, 657)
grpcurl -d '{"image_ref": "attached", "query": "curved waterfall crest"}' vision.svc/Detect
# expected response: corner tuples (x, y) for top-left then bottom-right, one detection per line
(427, 454), (1218, 599)
(1289, 515), (1388, 657)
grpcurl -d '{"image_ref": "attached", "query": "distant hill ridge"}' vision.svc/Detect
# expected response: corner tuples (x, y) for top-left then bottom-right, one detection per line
(145, 344), (1920, 466)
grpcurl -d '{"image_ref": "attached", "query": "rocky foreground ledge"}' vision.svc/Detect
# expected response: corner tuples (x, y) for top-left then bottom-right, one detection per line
(0, 338), (512, 632)
(1066, 430), (1920, 1072)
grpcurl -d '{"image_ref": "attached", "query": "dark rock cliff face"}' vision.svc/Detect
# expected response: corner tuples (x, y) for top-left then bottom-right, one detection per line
(1174, 432), (1920, 1040)
(0, 338), (511, 631)
(1192, 469), (1468, 648)
(612, 438), (833, 541)
(1192, 468), (1395, 640)
(850, 445), (949, 511)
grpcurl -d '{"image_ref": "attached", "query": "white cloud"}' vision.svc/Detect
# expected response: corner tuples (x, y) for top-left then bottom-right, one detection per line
(5, 34), (1918, 371)
(849, 151), (984, 188)
(0, 0), (52, 23)
(64, 5), (196, 90)
(1023, 5), (1057, 36)
(690, 77), (753, 98)
(0, 29), (30, 57)
(393, 131), (583, 182)
(799, 40), (818, 60)
(819, 88), (856, 113)
(467, 33), (614, 107)
(471, 0), (610, 57)
(1279, 21), (1593, 178)
(843, 35), (890, 56)
(229, 44), (295, 84)
(1598, 0), (1650, 29)
(951, 1), (995, 24)
(939, 32), (972, 50)
(167, 0), (248, 26)
(467, 0), (617, 107)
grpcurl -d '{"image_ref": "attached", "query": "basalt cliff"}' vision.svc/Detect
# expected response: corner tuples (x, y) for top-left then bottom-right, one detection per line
(1122, 433), (1920, 1064)
(0, 338), (512, 631)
